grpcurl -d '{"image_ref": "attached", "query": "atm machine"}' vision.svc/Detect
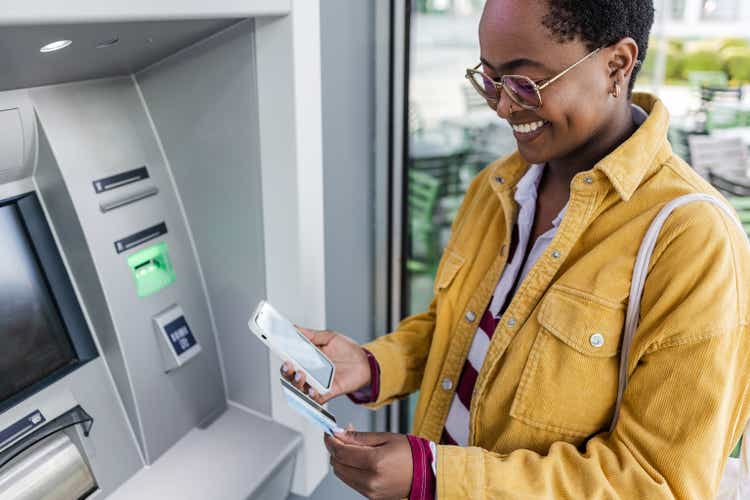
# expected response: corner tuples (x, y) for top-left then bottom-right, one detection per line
(0, 1), (330, 498)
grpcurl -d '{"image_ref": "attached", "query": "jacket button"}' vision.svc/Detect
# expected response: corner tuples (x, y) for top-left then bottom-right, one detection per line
(465, 311), (477, 323)
(507, 317), (516, 327)
(551, 249), (562, 259)
(495, 176), (504, 184)
(590, 333), (605, 348)
(584, 176), (594, 184)
(442, 378), (453, 391)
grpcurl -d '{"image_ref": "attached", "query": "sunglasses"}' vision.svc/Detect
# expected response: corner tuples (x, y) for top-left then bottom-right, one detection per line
(465, 47), (601, 111)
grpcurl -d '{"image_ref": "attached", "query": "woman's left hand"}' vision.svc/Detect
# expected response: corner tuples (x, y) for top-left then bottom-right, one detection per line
(324, 431), (412, 500)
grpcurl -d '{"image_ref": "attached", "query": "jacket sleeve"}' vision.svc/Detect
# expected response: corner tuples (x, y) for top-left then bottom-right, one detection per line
(362, 166), (493, 407)
(436, 201), (750, 499)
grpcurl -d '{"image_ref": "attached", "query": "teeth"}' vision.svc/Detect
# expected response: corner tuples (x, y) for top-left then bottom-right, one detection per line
(512, 120), (546, 134)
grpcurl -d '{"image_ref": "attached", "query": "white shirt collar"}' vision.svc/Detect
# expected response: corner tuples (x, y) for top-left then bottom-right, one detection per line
(514, 163), (544, 205)
(513, 163), (567, 229)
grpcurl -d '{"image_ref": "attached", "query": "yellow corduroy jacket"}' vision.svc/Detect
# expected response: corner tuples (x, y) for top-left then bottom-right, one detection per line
(364, 93), (750, 499)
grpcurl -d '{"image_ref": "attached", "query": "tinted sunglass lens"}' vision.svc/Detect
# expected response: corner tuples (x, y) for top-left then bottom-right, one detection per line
(469, 72), (498, 101)
(503, 76), (541, 108)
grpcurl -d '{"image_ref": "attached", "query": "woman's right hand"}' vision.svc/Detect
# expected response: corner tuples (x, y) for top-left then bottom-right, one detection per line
(281, 327), (371, 404)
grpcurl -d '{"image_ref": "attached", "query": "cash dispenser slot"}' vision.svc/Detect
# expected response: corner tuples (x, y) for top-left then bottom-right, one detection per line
(0, 411), (46, 452)
(0, 406), (97, 500)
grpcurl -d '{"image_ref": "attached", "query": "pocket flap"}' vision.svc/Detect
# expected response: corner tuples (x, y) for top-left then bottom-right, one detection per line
(434, 250), (465, 292)
(537, 288), (625, 358)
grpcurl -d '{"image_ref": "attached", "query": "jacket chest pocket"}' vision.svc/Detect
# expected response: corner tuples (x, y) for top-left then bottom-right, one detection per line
(509, 288), (625, 439)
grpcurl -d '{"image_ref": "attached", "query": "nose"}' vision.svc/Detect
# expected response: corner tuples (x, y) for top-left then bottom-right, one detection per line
(494, 86), (514, 120)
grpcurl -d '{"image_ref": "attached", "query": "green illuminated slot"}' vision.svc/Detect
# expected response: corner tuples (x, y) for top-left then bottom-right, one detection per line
(134, 259), (156, 271)
(126, 242), (175, 297)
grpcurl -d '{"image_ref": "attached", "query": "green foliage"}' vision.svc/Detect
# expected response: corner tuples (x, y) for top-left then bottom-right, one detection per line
(640, 39), (684, 82)
(666, 46), (685, 80)
(641, 37), (750, 84)
(668, 39), (685, 52)
(682, 50), (725, 76)
(722, 47), (750, 83)
(719, 38), (750, 52)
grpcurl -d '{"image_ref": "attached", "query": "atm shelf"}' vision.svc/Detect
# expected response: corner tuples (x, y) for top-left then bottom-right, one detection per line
(108, 405), (302, 500)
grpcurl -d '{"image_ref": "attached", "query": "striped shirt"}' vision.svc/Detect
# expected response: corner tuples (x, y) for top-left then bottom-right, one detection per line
(441, 162), (565, 446)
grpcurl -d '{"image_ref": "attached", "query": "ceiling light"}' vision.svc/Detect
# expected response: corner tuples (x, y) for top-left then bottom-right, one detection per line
(40, 40), (72, 53)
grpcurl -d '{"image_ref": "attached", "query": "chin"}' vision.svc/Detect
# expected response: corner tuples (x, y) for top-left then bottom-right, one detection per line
(516, 143), (552, 166)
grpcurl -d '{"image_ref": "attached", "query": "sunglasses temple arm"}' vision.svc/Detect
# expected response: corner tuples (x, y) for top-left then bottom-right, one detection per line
(538, 47), (601, 91)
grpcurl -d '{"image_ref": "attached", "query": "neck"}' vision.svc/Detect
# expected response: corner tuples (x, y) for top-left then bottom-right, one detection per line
(546, 100), (637, 189)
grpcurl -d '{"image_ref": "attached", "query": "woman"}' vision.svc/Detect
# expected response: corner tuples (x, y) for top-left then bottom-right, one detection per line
(284, 0), (750, 498)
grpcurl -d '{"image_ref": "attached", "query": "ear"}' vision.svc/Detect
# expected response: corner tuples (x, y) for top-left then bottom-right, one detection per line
(607, 37), (639, 87)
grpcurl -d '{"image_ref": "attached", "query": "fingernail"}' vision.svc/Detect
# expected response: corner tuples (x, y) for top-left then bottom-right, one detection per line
(308, 388), (316, 397)
(294, 372), (301, 382)
(281, 364), (288, 373)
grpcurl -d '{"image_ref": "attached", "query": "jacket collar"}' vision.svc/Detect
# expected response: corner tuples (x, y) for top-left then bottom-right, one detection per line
(488, 92), (672, 202)
(593, 92), (672, 201)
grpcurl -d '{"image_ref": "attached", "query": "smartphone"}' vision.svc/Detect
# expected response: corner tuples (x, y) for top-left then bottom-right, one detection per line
(249, 300), (335, 395)
(281, 377), (342, 436)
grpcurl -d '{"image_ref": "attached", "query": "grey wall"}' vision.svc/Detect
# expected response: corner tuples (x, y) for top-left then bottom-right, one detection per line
(291, 1), (377, 499)
(136, 20), (271, 415)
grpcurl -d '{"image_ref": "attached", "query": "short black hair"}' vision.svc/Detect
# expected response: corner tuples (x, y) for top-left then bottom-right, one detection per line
(541, 0), (655, 94)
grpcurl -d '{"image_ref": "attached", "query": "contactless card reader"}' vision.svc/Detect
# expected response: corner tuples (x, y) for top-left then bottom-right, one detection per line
(153, 304), (201, 373)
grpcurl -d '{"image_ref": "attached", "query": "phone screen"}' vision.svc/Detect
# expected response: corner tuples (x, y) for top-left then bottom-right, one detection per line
(256, 304), (334, 388)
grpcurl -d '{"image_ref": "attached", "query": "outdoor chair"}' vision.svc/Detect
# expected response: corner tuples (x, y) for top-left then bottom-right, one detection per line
(688, 135), (748, 179)
(407, 170), (441, 275)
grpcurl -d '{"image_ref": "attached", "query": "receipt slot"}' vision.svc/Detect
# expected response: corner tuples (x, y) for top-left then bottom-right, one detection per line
(153, 305), (202, 373)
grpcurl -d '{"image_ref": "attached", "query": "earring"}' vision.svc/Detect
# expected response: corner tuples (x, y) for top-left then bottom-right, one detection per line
(611, 82), (621, 98)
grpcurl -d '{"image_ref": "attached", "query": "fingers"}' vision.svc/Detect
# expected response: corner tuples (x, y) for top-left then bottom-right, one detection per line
(330, 457), (376, 498)
(295, 326), (337, 346)
(279, 363), (333, 403)
(310, 387), (335, 404)
(337, 430), (391, 447)
(306, 386), (330, 405)
(324, 434), (379, 470)
(279, 362), (309, 393)
(279, 363), (296, 387)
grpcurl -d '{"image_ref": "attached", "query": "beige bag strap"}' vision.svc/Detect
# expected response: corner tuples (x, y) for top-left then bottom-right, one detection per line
(609, 193), (746, 432)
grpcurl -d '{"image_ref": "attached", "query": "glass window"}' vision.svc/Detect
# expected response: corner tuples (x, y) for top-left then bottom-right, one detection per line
(701, 0), (740, 20)
(671, 0), (687, 19)
(402, 1), (517, 429)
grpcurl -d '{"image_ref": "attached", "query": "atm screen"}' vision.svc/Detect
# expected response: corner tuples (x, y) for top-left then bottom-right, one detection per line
(0, 203), (77, 403)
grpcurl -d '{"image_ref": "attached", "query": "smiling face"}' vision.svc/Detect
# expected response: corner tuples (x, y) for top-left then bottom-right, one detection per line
(479, 0), (615, 165)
